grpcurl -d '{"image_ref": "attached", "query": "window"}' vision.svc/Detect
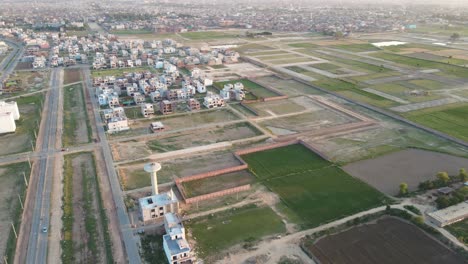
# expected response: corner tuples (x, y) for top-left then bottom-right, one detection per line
(151, 209), (155, 213)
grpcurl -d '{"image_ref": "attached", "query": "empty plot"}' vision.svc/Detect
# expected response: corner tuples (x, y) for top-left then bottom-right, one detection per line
(241, 144), (386, 228)
(214, 79), (279, 99)
(249, 99), (306, 116)
(331, 43), (381, 52)
(187, 205), (285, 259)
(182, 170), (255, 198)
(446, 219), (468, 246)
(343, 149), (468, 195)
(307, 217), (465, 264)
(254, 75), (323, 96)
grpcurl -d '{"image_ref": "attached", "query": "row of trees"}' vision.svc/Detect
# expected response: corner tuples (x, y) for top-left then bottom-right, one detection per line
(399, 168), (468, 196)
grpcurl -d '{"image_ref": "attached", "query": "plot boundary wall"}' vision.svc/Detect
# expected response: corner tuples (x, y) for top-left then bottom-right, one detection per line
(175, 139), (328, 204)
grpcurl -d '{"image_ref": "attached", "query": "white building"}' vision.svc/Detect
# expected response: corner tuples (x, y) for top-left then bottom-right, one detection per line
(203, 92), (225, 108)
(107, 117), (129, 133)
(141, 103), (155, 117)
(163, 213), (195, 264)
(0, 101), (20, 120)
(139, 189), (179, 222)
(427, 201), (468, 227)
(0, 112), (16, 133)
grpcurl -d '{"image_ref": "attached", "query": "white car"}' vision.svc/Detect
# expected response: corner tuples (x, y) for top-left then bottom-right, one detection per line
(42, 226), (48, 233)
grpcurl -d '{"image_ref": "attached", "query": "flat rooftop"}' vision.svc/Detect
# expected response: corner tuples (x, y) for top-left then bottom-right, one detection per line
(428, 201), (468, 224)
(163, 234), (191, 256)
(139, 192), (178, 209)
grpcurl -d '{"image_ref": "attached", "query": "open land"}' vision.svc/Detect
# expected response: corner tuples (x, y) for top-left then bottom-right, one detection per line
(241, 144), (387, 228)
(305, 217), (465, 264)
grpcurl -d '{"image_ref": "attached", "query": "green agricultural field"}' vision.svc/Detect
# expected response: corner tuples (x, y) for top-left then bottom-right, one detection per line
(404, 103), (468, 142)
(214, 79), (279, 99)
(285, 66), (309, 74)
(312, 63), (341, 71)
(180, 31), (241, 40)
(288, 43), (318, 49)
(370, 52), (468, 78)
(312, 78), (399, 108)
(187, 204), (285, 259)
(381, 43), (446, 53)
(446, 219), (468, 246)
(257, 54), (302, 61)
(241, 144), (387, 228)
(332, 43), (380, 52)
(407, 79), (444, 90)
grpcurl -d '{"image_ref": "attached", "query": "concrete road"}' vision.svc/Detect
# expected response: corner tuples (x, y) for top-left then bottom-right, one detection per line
(82, 68), (142, 264)
(0, 38), (24, 82)
(25, 68), (61, 264)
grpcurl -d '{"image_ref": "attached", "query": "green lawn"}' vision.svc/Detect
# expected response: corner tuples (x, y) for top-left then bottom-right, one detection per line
(446, 219), (468, 246)
(241, 144), (387, 228)
(214, 79), (279, 99)
(404, 103), (468, 142)
(312, 63), (341, 71)
(187, 205), (285, 258)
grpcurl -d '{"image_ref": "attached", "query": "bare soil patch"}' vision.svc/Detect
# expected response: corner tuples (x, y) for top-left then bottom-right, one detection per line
(64, 69), (81, 85)
(343, 149), (468, 195)
(307, 217), (465, 264)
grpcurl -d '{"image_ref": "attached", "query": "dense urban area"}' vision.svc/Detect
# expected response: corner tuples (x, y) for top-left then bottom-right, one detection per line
(0, 0), (468, 263)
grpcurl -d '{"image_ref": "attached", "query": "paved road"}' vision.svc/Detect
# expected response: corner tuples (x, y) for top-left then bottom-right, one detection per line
(0, 38), (24, 82)
(82, 68), (142, 264)
(25, 68), (61, 264)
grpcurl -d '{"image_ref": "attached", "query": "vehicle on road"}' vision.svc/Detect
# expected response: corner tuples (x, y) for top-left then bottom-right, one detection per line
(42, 226), (47, 233)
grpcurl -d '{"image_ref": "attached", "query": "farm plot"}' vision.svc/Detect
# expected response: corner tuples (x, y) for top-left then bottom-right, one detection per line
(305, 217), (465, 264)
(370, 82), (444, 103)
(118, 150), (243, 191)
(343, 149), (468, 195)
(182, 170), (255, 198)
(370, 52), (468, 78)
(331, 43), (381, 52)
(180, 30), (242, 40)
(61, 152), (113, 264)
(241, 144), (386, 228)
(214, 79), (280, 99)
(0, 94), (44, 156)
(186, 204), (286, 260)
(0, 162), (31, 263)
(63, 83), (91, 146)
(403, 103), (468, 142)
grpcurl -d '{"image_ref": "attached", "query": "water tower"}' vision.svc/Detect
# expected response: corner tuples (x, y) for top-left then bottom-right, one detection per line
(144, 162), (162, 195)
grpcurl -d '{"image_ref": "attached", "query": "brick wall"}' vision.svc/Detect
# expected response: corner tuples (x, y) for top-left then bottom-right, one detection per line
(184, 185), (251, 204)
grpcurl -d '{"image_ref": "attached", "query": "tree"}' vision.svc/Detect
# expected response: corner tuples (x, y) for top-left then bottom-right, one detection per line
(435, 196), (450, 209)
(437, 171), (450, 185)
(399, 182), (408, 196)
(334, 31), (344, 40)
(412, 216), (425, 225)
(459, 168), (468, 182)
(450, 32), (460, 41)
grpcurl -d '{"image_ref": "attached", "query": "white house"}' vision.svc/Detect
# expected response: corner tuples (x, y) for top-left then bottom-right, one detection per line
(203, 92), (225, 108)
(107, 117), (129, 133)
(0, 112), (16, 133)
(139, 189), (179, 223)
(141, 103), (155, 117)
(163, 213), (195, 264)
(0, 101), (20, 120)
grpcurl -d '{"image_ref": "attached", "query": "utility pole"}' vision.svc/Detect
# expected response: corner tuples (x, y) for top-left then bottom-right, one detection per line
(17, 194), (23, 209)
(27, 155), (31, 168)
(30, 140), (35, 152)
(23, 172), (28, 187)
(10, 223), (17, 239)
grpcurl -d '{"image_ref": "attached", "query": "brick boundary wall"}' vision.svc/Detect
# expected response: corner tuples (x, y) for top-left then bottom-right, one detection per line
(176, 139), (332, 204)
(184, 185), (251, 204)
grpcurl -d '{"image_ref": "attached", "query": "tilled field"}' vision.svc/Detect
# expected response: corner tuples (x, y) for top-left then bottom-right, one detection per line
(307, 217), (465, 264)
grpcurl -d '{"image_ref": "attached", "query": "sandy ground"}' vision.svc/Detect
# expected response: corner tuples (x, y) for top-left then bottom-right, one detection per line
(343, 149), (468, 195)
